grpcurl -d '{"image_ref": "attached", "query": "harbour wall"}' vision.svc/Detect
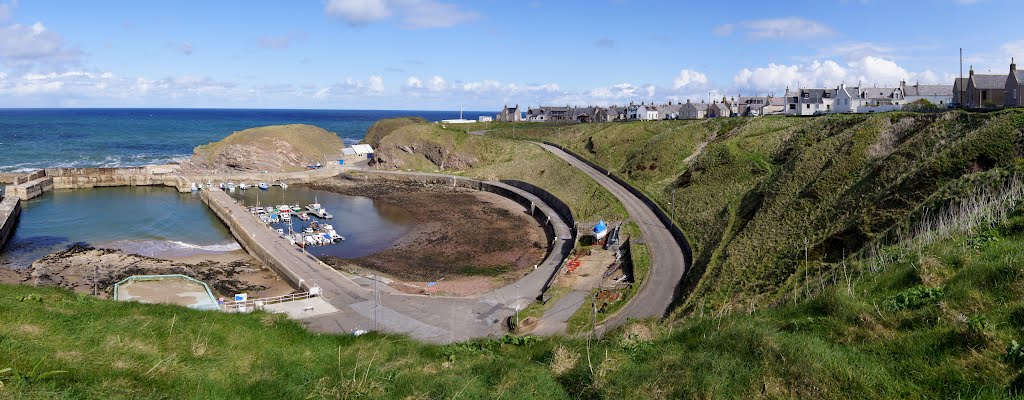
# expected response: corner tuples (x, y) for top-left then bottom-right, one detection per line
(45, 165), (341, 192)
(0, 174), (24, 184)
(0, 196), (21, 251)
(199, 189), (306, 289)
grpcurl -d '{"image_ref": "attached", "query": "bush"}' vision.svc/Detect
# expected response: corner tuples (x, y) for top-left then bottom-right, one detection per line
(885, 286), (943, 311)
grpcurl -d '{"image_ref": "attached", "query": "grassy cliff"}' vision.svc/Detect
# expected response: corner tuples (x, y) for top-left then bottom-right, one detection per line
(485, 111), (1024, 317)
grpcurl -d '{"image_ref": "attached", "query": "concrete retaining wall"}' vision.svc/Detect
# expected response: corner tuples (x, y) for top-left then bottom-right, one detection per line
(0, 197), (21, 251)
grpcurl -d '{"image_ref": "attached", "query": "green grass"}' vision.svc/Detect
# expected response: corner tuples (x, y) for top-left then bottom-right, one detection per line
(191, 124), (345, 171)
(7, 211), (1024, 398)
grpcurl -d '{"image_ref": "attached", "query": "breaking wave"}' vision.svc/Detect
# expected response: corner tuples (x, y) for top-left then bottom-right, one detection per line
(102, 239), (241, 258)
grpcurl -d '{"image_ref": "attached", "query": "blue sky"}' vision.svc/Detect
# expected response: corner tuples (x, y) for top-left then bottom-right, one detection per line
(0, 0), (1018, 110)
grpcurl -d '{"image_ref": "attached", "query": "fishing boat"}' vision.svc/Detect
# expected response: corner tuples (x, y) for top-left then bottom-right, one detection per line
(281, 212), (291, 222)
(190, 182), (199, 192)
(269, 214), (280, 223)
(298, 213), (310, 221)
(227, 182), (236, 192)
(259, 182), (269, 190)
(279, 205), (291, 213)
(240, 183), (249, 190)
(279, 182), (289, 189)
(322, 211), (333, 219)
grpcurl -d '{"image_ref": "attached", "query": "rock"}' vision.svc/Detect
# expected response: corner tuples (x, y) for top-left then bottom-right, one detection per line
(180, 124), (345, 173)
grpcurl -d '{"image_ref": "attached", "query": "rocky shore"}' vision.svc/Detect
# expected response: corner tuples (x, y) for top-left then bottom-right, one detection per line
(8, 244), (293, 299)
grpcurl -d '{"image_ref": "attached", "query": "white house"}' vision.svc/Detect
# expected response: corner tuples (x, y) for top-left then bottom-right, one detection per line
(901, 81), (953, 108)
(834, 84), (862, 113)
(785, 87), (836, 116)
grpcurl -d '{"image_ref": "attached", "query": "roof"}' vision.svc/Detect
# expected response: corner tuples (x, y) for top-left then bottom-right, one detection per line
(904, 84), (952, 96)
(352, 144), (374, 155)
(953, 77), (968, 90)
(341, 148), (356, 156)
(971, 74), (1006, 90)
(684, 102), (709, 111)
(1015, 71), (1024, 83)
(793, 88), (835, 103)
(861, 87), (898, 99)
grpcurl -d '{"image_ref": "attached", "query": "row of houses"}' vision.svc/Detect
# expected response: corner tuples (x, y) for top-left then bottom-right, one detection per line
(495, 59), (1024, 122)
(495, 96), (785, 123)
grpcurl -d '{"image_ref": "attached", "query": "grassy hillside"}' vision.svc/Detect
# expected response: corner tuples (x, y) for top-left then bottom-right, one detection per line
(485, 111), (1024, 318)
(365, 118), (626, 222)
(5, 196), (1024, 398)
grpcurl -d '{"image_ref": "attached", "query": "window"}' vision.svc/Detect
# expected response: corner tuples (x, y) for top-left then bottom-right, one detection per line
(789, 104), (796, 110)
(983, 91), (988, 100)
(806, 104), (810, 109)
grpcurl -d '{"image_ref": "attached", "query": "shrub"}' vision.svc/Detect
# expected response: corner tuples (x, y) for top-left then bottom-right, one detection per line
(885, 286), (943, 311)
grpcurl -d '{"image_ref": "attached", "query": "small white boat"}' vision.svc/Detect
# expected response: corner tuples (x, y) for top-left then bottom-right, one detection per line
(279, 182), (289, 189)
(240, 183), (249, 190)
(298, 212), (310, 221)
(190, 182), (199, 192)
(281, 213), (291, 222)
(327, 230), (344, 242)
(276, 228), (285, 235)
(227, 182), (236, 192)
(219, 182), (226, 190)
(259, 182), (269, 190)
(322, 211), (333, 219)
(279, 205), (291, 213)
(303, 226), (314, 234)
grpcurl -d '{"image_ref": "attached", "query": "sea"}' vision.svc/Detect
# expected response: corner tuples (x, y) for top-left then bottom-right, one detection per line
(0, 108), (490, 268)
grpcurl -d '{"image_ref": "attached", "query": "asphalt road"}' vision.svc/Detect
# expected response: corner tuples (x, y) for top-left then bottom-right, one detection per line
(536, 142), (687, 330)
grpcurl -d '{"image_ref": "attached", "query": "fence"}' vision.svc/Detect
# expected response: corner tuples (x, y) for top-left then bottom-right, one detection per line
(221, 290), (320, 313)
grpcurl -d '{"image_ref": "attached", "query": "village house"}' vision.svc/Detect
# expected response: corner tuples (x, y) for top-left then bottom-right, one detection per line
(860, 85), (904, 112)
(964, 66), (1006, 108)
(953, 77), (969, 107)
(1005, 59), (1024, 107)
(707, 101), (731, 118)
(569, 106), (608, 123)
(659, 103), (682, 120)
(833, 84), (861, 113)
(901, 81), (953, 108)
(785, 87), (836, 115)
(680, 100), (708, 120)
(526, 106), (572, 122)
(496, 104), (522, 122)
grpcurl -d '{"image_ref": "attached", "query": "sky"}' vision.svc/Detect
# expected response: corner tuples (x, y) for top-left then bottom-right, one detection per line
(0, 0), (1019, 110)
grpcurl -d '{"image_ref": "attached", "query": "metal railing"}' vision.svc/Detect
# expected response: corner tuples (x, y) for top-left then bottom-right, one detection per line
(220, 289), (321, 312)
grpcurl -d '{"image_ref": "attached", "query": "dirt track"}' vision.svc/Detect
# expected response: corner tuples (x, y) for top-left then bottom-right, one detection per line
(311, 178), (547, 287)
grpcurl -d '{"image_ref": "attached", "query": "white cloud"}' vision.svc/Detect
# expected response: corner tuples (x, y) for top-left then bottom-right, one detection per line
(428, 75), (446, 90)
(672, 69), (709, 89)
(324, 0), (391, 25)
(324, 0), (477, 29)
(405, 75), (422, 88)
(0, 21), (80, 68)
(368, 75), (384, 94)
(714, 17), (834, 40)
(732, 56), (952, 93)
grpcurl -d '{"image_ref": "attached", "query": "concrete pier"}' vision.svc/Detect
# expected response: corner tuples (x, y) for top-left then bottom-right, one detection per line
(0, 196), (21, 251)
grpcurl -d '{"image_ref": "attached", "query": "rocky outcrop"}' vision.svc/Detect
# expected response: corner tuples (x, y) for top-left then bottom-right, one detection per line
(180, 124), (345, 173)
(28, 245), (271, 296)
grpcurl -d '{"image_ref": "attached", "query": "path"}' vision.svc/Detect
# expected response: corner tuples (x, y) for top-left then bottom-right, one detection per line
(535, 142), (687, 331)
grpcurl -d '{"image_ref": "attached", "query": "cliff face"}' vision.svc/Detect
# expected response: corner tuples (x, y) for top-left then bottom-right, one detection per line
(181, 124), (345, 173)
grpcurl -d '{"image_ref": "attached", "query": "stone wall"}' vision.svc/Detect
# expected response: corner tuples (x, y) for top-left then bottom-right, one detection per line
(0, 174), (24, 184)
(11, 177), (53, 201)
(0, 196), (21, 251)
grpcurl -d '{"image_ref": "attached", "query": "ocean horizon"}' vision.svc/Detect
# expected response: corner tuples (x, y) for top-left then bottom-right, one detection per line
(0, 108), (493, 173)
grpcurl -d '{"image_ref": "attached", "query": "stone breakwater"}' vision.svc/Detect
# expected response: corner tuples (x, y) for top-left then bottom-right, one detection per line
(0, 196), (20, 251)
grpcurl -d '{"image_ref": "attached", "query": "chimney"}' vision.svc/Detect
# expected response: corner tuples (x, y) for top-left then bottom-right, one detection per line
(1013, 58), (1017, 73)
(970, 65), (974, 77)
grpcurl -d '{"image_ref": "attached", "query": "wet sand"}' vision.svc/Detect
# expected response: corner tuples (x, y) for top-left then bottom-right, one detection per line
(311, 177), (548, 296)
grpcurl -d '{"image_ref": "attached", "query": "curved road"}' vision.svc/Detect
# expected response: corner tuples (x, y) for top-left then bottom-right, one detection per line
(536, 142), (687, 330)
